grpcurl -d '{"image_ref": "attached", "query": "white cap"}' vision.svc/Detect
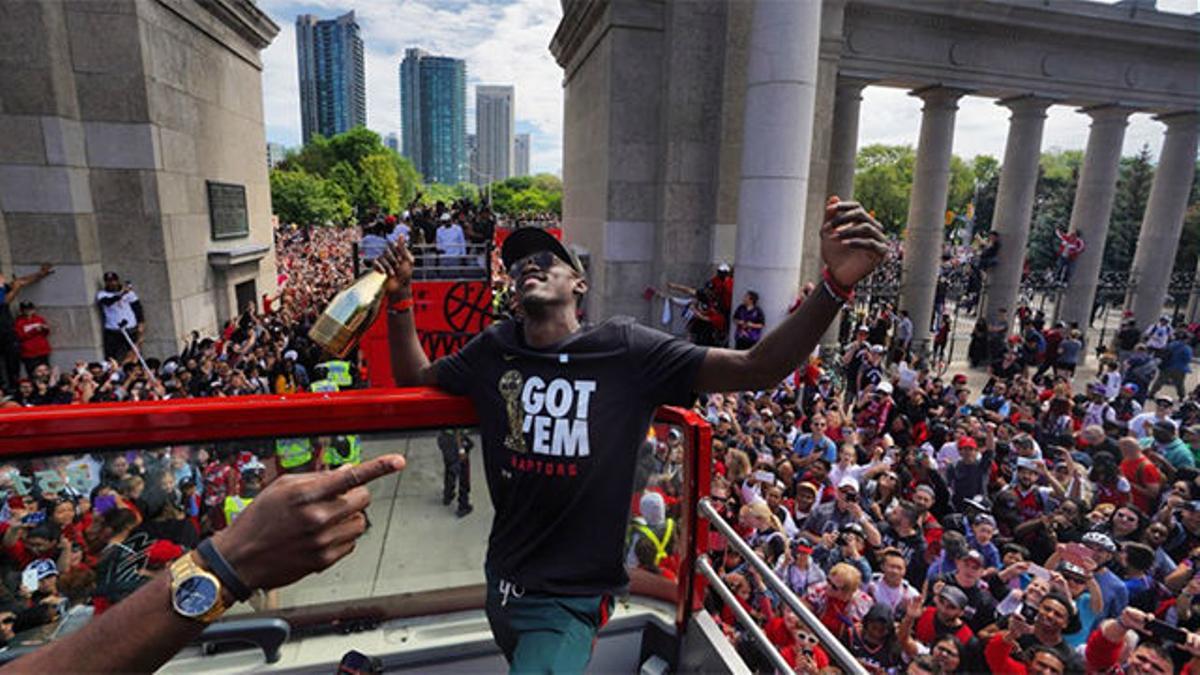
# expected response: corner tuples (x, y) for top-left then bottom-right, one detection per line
(876, 381), (893, 395)
(838, 476), (860, 492)
(283, 350), (298, 361)
(440, 213), (451, 222)
(717, 263), (731, 273)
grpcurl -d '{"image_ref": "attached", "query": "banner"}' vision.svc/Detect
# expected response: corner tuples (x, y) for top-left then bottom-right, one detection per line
(360, 280), (493, 387)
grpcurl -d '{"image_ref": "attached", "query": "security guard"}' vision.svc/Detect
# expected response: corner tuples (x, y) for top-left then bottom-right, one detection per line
(323, 435), (362, 468)
(275, 437), (315, 473)
(319, 359), (353, 388)
(308, 364), (339, 392)
(223, 461), (265, 523)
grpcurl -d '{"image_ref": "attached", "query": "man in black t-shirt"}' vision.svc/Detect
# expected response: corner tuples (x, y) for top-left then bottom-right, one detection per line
(374, 197), (887, 672)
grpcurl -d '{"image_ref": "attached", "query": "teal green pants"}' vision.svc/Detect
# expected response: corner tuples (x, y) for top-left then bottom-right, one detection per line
(485, 572), (613, 674)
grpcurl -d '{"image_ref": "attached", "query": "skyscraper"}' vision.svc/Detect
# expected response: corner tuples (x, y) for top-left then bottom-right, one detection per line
(295, 11), (366, 144)
(400, 48), (466, 185)
(384, 132), (399, 153)
(476, 85), (514, 184)
(514, 133), (531, 177)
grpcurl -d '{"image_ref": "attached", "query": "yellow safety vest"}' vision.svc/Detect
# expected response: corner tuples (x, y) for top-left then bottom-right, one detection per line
(322, 360), (353, 386)
(325, 435), (362, 467)
(275, 438), (314, 469)
(633, 519), (675, 565)
(310, 379), (339, 392)
(223, 495), (253, 523)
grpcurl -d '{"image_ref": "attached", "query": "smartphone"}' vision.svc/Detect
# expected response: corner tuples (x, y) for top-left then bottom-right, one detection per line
(336, 650), (382, 675)
(1026, 564), (1051, 580)
(20, 568), (38, 593)
(1145, 619), (1188, 644)
(1018, 603), (1039, 624)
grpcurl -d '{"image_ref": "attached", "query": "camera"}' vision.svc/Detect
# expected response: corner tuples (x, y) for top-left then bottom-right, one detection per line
(1018, 603), (1039, 624)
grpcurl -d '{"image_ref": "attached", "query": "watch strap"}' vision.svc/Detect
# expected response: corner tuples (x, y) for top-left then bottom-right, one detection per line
(197, 538), (253, 603)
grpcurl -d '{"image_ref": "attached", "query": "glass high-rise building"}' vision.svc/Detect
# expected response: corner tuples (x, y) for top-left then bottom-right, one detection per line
(400, 48), (466, 185)
(476, 85), (514, 184)
(296, 11), (366, 145)
(514, 133), (531, 177)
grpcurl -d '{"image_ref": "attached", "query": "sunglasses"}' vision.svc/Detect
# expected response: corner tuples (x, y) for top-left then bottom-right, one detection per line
(508, 251), (561, 280)
(1064, 574), (1088, 585)
(0, 617), (14, 625)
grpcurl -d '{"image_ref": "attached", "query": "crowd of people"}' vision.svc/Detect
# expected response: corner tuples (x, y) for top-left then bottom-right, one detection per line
(626, 261), (1200, 672)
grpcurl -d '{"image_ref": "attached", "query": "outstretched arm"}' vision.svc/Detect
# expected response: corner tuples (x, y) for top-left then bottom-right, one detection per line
(6, 264), (53, 303)
(2, 456), (406, 674)
(695, 198), (887, 393)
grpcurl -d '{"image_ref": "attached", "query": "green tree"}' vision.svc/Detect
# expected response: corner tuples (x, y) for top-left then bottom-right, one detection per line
(358, 153), (400, 213)
(853, 144), (914, 233)
(269, 169), (351, 226)
(971, 156), (1001, 234)
(1027, 151), (1081, 272)
(275, 127), (421, 220)
(487, 173), (563, 216)
(1104, 145), (1154, 274)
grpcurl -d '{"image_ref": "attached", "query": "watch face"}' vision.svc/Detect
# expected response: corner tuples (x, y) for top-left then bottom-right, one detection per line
(174, 575), (218, 617)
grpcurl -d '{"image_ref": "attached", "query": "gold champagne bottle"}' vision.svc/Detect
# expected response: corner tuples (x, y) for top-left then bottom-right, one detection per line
(308, 270), (387, 358)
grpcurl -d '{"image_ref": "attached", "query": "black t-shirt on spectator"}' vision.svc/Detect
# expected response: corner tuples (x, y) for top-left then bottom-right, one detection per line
(436, 316), (708, 595)
(935, 572), (997, 632)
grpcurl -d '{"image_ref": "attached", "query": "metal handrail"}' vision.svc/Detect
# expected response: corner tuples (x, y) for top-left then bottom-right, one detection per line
(696, 556), (793, 674)
(697, 498), (868, 675)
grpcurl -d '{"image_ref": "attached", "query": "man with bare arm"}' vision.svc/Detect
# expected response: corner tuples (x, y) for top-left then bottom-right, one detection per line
(372, 195), (887, 672)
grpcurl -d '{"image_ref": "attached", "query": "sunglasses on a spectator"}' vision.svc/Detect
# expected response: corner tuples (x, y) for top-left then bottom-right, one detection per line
(508, 251), (561, 280)
(0, 618), (13, 625)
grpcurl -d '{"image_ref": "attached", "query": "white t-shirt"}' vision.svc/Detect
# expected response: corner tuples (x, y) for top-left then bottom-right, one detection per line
(96, 289), (139, 331)
(868, 575), (920, 614)
(1129, 412), (1177, 439)
(435, 224), (467, 257)
(359, 233), (388, 261)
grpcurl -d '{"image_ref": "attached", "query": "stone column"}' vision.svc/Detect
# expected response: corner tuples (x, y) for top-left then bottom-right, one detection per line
(731, 0), (822, 333)
(982, 96), (1054, 325)
(1058, 105), (1132, 328)
(819, 76), (869, 347)
(826, 77), (870, 200)
(1128, 112), (1200, 327)
(899, 86), (967, 349)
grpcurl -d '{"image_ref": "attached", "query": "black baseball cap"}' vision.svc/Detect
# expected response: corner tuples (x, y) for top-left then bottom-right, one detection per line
(501, 228), (584, 276)
(103, 271), (120, 280)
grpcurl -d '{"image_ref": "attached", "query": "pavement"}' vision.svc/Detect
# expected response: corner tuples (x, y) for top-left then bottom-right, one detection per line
(228, 431), (494, 615)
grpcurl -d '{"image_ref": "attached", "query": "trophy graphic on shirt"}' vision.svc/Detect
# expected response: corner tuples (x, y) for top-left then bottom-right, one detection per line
(498, 370), (527, 453)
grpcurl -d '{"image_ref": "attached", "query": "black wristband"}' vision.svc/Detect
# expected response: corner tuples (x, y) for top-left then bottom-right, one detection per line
(197, 538), (253, 603)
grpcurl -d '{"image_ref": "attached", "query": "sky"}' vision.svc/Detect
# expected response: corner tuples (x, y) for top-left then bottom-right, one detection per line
(257, 0), (1198, 177)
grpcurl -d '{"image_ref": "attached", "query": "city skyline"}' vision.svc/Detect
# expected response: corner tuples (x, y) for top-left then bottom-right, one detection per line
(258, 0), (1196, 179)
(295, 11), (366, 144)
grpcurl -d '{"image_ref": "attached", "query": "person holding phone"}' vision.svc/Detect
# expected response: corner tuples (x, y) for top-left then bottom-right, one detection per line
(1085, 607), (1200, 673)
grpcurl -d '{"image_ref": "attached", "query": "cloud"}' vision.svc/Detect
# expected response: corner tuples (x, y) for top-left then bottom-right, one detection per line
(257, 0), (564, 175)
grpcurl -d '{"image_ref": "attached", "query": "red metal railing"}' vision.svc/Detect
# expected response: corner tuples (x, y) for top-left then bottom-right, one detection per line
(0, 389), (712, 629)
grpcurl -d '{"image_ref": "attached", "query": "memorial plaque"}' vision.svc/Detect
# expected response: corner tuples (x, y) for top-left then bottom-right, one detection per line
(207, 181), (249, 240)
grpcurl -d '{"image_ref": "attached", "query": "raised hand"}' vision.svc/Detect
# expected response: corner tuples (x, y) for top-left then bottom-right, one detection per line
(820, 196), (888, 288)
(373, 240), (415, 300)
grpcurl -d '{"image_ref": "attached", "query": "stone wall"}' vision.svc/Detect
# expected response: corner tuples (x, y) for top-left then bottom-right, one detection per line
(0, 0), (277, 367)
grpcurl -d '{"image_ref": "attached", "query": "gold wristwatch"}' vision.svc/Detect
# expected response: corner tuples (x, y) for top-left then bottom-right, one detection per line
(169, 552), (227, 624)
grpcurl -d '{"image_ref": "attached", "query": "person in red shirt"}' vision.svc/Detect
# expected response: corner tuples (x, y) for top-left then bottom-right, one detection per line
(899, 584), (974, 658)
(13, 301), (51, 377)
(1118, 436), (1162, 514)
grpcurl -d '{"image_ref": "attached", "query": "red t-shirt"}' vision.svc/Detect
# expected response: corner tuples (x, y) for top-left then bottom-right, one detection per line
(14, 314), (51, 358)
(1120, 455), (1161, 513)
(915, 606), (974, 646)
